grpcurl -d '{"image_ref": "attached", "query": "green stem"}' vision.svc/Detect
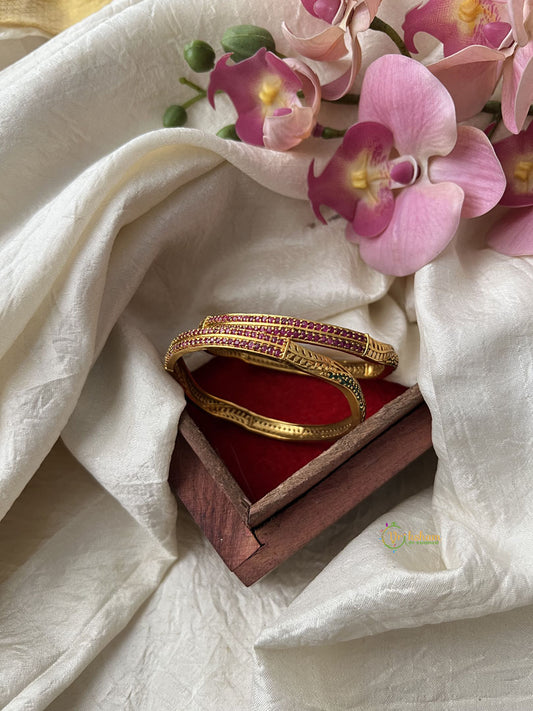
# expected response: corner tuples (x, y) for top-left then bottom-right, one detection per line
(486, 111), (502, 140)
(483, 99), (533, 116)
(482, 100), (502, 115)
(179, 76), (206, 93)
(182, 92), (206, 109)
(320, 126), (347, 139)
(486, 121), (501, 140)
(369, 17), (411, 58)
(324, 93), (360, 105)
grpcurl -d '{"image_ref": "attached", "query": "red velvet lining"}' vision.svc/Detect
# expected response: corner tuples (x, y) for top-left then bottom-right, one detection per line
(187, 356), (406, 503)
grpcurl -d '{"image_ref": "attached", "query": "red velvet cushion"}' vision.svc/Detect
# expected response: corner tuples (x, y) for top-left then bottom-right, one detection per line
(187, 356), (406, 502)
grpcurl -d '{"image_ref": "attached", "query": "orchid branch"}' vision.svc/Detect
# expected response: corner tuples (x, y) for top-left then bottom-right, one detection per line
(315, 125), (347, 139)
(482, 99), (533, 116)
(182, 93), (206, 109)
(179, 77), (206, 94)
(324, 93), (360, 105)
(369, 17), (412, 58)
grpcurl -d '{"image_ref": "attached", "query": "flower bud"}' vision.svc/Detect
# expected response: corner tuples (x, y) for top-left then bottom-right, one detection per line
(184, 40), (216, 73)
(221, 25), (276, 62)
(163, 104), (188, 127)
(216, 124), (241, 141)
(321, 126), (346, 139)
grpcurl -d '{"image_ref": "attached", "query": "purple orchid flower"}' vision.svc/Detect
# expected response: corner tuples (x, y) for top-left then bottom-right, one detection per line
(487, 119), (533, 255)
(308, 54), (506, 276)
(282, 0), (382, 100)
(207, 48), (321, 151)
(403, 0), (533, 134)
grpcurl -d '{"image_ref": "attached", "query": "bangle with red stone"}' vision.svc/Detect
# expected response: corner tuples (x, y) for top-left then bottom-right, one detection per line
(164, 314), (398, 441)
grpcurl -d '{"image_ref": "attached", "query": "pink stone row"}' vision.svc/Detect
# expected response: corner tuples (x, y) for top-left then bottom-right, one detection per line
(168, 329), (284, 359)
(165, 316), (369, 370)
(206, 315), (367, 355)
(208, 314), (366, 341)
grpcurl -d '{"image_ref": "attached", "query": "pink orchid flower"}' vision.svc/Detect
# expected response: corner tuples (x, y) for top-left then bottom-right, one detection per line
(403, 0), (533, 133)
(282, 0), (382, 100)
(487, 119), (533, 254)
(308, 54), (505, 276)
(207, 48), (321, 151)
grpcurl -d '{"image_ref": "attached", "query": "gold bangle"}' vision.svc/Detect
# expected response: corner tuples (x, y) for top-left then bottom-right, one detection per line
(201, 313), (399, 377)
(164, 314), (398, 441)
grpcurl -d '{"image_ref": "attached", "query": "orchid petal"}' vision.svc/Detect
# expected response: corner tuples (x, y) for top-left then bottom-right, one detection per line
(403, 0), (461, 55)
(507, 0), (528, 46)
(301, 0), (319, 17)
(301, 0), (343, 22)
(492, 120), (533, 206)
(487, 206), (533, 255)
(358, 54), (457, 161)
(390, 157), (417, 186)
(348, 1), (374, 33)
(316, 1), (340, 21)
(428, 125), (506, 217)
(284, 57), (322, 116)
(262, 59), (322, 150)
(403, 0), (509, 55)
(314, 0), (343, 22)
(281, 22), (348, 61)
(263, 52), (303, 93)
(483, 21), (513, 48)
(351, 188), (395, 238)
(264, 106), (315, 150)
(357, 181), (464, 276)
(208, 52), (260, 119)
(308, 121), (394, 231)
(502, 43), (533, 133)
(429, 45), (504, 121)
(321, 63), (357, 100)
(314, 15), (362, 100)
(362, 0), (382, 21)
(321, 33), (362, 100)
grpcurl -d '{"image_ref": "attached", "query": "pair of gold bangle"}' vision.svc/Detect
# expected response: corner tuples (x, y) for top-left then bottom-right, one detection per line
(164, 313), (399, 441)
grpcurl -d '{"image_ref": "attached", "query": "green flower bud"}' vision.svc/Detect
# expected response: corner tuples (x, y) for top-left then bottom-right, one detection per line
(321, 126), (346, 139)
(216, 124), (241, 141)
(163, 104), (188, 127)
(221, 25), (276, 63)
(184, 40), (216, 73)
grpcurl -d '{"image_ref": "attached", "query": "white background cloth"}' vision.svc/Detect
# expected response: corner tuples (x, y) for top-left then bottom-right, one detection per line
(1, 0), (532, 708)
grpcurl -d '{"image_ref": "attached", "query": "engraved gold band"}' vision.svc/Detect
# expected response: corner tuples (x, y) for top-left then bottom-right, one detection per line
(164, 313), (398, 441)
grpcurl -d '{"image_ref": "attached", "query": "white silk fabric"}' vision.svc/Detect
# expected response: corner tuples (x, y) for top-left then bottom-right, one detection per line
(1, 0), (533, 709)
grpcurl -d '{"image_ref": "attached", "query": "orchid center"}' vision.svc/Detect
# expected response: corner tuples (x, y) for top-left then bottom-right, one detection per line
(513, 159), (533, 192)
(458, 0), (483, 27)
(258, 76), (283, 107)
(348, 152), (383, 201)
(348, 152), (418, 203)
(350, 168), (368, 190)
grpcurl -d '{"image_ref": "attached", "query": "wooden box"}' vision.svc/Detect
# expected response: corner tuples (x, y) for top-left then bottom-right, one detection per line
(168, 384), (433, 586)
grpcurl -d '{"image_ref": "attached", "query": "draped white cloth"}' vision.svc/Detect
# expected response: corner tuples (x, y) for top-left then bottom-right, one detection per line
(1, 0), (532, 708)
